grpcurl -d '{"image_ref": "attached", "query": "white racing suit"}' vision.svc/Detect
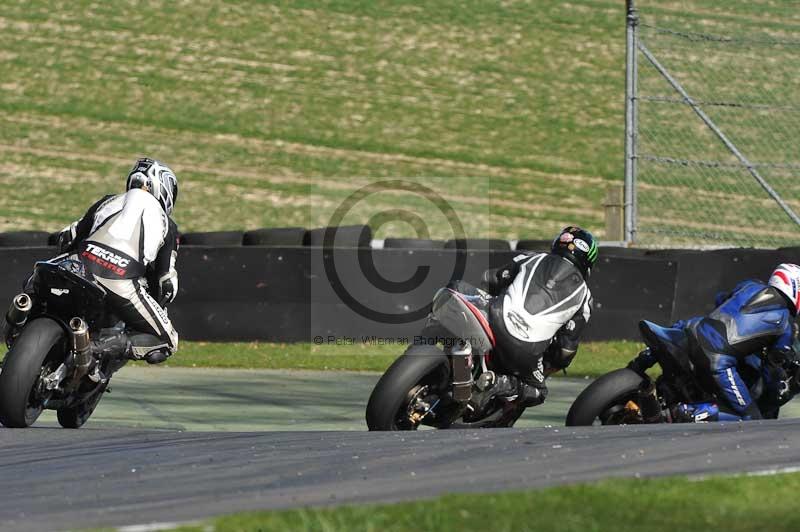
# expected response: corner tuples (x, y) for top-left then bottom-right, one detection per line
(483, 251), (592, 405)
(59, 188), (179, 361)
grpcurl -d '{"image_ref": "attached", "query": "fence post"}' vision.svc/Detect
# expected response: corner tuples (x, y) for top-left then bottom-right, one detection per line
(623, 0), (639, 244)
(604, 184), (625, 241)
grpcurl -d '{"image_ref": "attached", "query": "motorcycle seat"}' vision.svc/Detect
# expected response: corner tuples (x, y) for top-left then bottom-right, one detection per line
(639, 320), (694, 374)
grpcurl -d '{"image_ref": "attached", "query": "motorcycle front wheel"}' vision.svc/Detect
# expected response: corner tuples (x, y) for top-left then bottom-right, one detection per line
(57, 381), (107, 429)
(565, 368), (647, 426)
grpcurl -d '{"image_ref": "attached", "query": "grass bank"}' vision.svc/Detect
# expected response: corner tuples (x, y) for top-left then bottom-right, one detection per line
(173, 472), (800, 532)
(3, 2), (792, 244)
(170, 340), (641, 378)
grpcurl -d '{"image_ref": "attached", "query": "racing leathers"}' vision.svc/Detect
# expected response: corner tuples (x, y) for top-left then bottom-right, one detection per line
(631, 280), (799, 420)
(481, 251), (592, 406)
(57, 188), (180, 362)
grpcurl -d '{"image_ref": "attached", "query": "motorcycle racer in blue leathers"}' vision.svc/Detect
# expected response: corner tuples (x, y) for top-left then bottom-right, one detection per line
(628, 263), (800, 422)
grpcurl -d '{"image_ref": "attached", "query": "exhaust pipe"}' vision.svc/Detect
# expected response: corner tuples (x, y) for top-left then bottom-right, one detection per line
(450, 341), (474, 403)
(2, 293), (33, 342)
(7, 293), (33, 327)
(69, 317), (93, 372)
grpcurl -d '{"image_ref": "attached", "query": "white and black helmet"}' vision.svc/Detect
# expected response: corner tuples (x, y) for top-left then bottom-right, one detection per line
(126, 157), (178, 215)
(769, 263), (800, 314)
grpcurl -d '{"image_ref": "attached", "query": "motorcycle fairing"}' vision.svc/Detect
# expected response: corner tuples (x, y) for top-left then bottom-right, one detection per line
(639, 320), (694, 374)
(431, 288), (494, 354)
(32, 259), (108, 327)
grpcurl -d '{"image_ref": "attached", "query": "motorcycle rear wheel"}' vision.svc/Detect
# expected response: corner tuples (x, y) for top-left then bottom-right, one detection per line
(366, 345), (448, 431)
(0, 318), (66, 428)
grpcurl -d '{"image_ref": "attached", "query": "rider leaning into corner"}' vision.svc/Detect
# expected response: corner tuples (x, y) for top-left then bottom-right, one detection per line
(40, 157), (180, 365)
(456, 226), (598, 412)
(628, 263), (800, 422)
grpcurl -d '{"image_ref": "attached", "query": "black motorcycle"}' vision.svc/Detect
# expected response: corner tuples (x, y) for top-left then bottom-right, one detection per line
(566, 320), (800, 426)
(0, 257), (128, 428)
(366, 286), (529, 430)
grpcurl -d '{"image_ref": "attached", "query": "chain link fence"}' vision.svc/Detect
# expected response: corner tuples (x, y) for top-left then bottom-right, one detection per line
(627, 2), (800, 248)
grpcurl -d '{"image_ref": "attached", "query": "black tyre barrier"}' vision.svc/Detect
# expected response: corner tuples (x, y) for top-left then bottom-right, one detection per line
(2, 243), (796, 342)
(0, 231), (52, 248)
(383, 238), (445, 249)
(179, 231), (244, 246)
(444, 238), (511, 251)
(305, 225), (372, 248)
(243, 227), (307, 247)
(515, 239), (551, 252)
(599, 247), (652, 258)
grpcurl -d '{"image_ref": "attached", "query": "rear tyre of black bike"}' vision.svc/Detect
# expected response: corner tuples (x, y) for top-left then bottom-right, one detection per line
(366, 345), (449, 431)
(0, 318), (66, 428)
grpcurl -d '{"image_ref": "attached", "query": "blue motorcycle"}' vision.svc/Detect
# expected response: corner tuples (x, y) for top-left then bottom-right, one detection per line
(566, 320), (800, 426)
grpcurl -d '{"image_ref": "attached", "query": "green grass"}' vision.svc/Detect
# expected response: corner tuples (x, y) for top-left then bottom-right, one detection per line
(0, 0), (619, 240)
(173, 472), (800, 532)
(167, 340), (641, 378)
(2, 1), (796, 245)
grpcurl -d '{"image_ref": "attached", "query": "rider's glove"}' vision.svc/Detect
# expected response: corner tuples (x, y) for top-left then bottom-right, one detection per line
(158, 269), (178, 306)
(627, 348), (656, 376)
(481, 267), (513, 296)
(481, 268), (500, 294)
(767, 346), (798, 369)
(56, 222), (78, 252)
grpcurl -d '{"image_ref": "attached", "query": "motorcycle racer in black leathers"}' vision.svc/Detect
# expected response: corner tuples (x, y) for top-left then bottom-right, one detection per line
(470, 226), (597, 410)
(53, 157), (180, 364)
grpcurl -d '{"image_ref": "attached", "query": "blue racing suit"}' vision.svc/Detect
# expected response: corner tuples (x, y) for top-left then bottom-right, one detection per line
(683, 280), (795, 420)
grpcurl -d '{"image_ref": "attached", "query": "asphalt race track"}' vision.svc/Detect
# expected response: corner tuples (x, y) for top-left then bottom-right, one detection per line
(26, 367), (593, 431)
(2, 421), (800, 531)
(1, 368), (799, 531)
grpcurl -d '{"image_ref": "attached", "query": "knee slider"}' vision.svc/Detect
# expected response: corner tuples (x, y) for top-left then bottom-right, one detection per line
(144, 347), (172, 365)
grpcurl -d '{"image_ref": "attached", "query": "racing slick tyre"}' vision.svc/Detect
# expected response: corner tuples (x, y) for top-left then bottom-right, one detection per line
(383, 238), (444, 249)
(243, 227), (307, 246)
(180, 231), (244, 246)
(305, 225), (372, 248)
(0, 230), (51, 247)
(444, 238), (511, 251)
(0, 318), (66, 428)
(366, 345), (448, 431)
(565, 368), (646, 426)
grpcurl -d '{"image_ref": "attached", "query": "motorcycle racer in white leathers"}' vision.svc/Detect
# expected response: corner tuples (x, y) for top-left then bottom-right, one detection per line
(55, 157), (180, 364)
(468, 226), (597, 410)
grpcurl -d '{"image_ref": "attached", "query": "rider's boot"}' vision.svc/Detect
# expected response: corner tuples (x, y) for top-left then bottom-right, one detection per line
(471, 371), (549, 411)
(518, 379), (547, 407)
(85, 330), (130, 384)
(91, 329), (132, 360)
(673, 402), (720, 422)
(471, 371), (520, 413)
